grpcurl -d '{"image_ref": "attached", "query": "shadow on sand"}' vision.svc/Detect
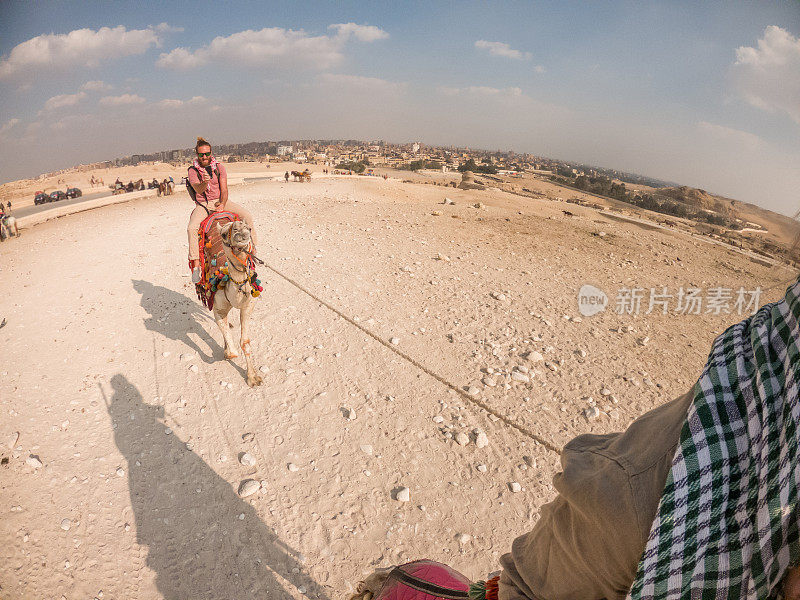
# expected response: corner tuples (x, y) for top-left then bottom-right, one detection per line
(105, 374), (330, 599)
(133, 279), (235, 369)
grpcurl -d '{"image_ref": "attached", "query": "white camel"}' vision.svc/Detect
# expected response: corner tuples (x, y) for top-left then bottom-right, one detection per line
(0, 216), (19, 241)
(213, 220), (263, 387)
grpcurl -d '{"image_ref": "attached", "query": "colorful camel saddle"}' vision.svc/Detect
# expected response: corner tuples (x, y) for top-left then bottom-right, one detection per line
(361, 560), (498, 600)
(194, 211), (261, 311)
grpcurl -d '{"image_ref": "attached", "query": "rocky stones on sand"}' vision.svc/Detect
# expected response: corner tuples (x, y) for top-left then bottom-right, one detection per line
(431, 210), (442, 216)
(457, 533), (471, 544)
(242, 432), (255, 443)
(390, 337), (400, 345)
(475, 431), (489, 448)
(259, 365), (269, 374)
(509, 482), (522, 493)
(116, 467), (125, 477)
(60, 519), (71, 531)
(511, 371), (530, 383)
(476, 464), (488, 473)
(342, 407), (356, 421)
(455, 432), (469, 446)
(395, 487), (411, 502)
(189, 365), (199, 373)
(239, 453), (256, 467)
(360, 444), (373, 455)
(238, 479), (260, 498)
(638, 336), (650, 346)
(482, 376), (496, 387)
(523, 351), (544, 363)
(600, 388), (612, 396)
(490, 291), (506, 301)
(584, 406), (600, 420)
(433, 415), (445, 424)
(8, 431), (19, 449)
(26, 455), (42, 468)
(443, 198), (455, 205)
(466, 386), (480, 397)
(287, 463), (299, 472)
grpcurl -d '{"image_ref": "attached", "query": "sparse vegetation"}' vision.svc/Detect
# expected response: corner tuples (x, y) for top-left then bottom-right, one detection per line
(336, 161), (367, 174)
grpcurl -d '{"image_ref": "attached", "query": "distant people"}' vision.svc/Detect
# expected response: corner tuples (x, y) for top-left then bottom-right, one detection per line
(284, 171), (289, 183)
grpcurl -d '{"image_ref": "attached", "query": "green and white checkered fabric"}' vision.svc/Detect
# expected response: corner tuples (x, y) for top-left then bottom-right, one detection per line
(627, 276), (800, 599)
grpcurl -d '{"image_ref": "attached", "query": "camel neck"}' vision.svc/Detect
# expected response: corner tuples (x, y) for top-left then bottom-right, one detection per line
(226, 249), (249, 282)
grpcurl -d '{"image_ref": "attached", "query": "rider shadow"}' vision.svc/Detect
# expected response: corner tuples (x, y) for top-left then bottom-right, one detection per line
(105, 374), (330, 599)
(132, 279), (241, 373)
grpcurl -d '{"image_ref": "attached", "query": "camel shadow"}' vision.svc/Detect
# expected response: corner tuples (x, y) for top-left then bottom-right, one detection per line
(132, 280), (243, 375)
(105, 374), (330, 599)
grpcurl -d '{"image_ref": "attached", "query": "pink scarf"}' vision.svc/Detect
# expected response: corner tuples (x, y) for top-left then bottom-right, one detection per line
(192, 156), (220, 174)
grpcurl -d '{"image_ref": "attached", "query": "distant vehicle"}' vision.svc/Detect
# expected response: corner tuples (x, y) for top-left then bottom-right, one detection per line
(65, 187), (82, 199)
(34, 192), (49, 205)
(49, 190), (67, 202)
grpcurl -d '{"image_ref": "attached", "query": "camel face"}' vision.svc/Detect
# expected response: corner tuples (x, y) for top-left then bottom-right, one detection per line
(219, 221), (251, 249)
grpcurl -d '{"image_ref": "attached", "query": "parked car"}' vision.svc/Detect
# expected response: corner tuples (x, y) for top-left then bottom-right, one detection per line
(34, 192), (49, 205)
(49, 190), (67, 202)
(65, 187), (82, 199)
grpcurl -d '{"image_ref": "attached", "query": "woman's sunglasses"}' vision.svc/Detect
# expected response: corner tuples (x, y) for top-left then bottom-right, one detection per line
(197, 151), (212, 157)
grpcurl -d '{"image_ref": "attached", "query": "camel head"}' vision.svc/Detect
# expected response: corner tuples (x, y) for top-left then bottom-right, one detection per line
(217, 220), (251, 250)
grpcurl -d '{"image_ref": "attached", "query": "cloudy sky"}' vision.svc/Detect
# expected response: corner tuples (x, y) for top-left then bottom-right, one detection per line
(1, 1), (798, 214)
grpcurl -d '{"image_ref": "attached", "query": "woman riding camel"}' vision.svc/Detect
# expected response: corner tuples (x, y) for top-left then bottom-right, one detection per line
(187, 137), (257, 283)
(351, 270), (800, 600)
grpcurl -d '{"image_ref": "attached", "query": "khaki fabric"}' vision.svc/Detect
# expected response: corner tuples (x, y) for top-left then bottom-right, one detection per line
(499, 387), (695, 600)
(187, 201), (257, 261)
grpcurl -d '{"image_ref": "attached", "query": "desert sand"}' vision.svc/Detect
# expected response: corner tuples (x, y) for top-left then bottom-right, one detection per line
(1, 172), (796, 598)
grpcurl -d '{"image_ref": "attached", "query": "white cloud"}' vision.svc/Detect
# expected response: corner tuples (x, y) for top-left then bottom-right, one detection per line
(157, 24), (388, 71)
(732, 26), (800, 125)
(81, 80), (112, 92)
(0, 24), (177, 78)
(99, 93), (145, 106)
(0, 118), (20, 135)
(43, 91), (87, 111)
(319, 73), (404, 93)
(328, 23), (389, 42)
(438, 85), (526, 98)
(475, 40), (532, 61)
(50, 114), (91, 131)
(155, 95), (207, 108)
(697, 121), (764, 148)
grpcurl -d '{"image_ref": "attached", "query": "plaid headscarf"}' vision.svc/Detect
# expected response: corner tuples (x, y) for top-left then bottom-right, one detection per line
(627, 275), (800, 599)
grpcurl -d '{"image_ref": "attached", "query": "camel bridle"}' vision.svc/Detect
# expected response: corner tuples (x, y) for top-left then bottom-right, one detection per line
(221, 225), (255, 302)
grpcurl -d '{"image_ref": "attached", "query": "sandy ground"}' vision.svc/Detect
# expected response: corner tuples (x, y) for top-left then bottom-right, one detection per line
(1, 175), (796, 598)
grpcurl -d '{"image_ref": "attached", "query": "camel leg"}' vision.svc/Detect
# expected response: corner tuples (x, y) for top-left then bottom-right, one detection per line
(239, 299), (262, 387)
(213, 295), (238, 359)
